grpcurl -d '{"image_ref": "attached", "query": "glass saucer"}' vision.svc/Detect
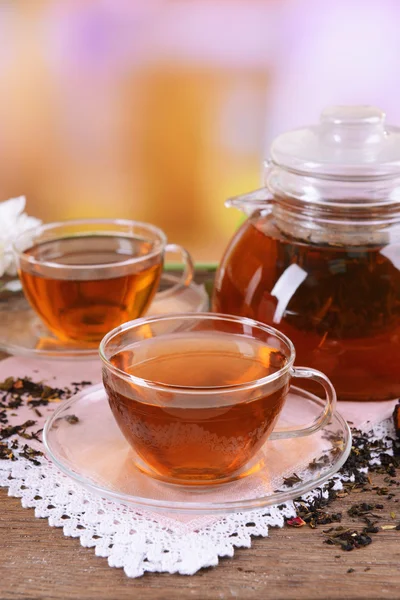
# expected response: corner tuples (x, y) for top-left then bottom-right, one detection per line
(0, 273), (209, 359)
(43, 384), (351, 514)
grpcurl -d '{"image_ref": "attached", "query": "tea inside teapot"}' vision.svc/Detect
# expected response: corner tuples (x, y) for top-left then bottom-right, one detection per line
(213, 106), (400, 402)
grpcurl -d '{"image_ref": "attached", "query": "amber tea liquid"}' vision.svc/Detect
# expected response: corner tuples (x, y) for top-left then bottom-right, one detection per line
(19, 235), (162, 342)
(104, 332), (288, 484)
(213, 214), (400, 401)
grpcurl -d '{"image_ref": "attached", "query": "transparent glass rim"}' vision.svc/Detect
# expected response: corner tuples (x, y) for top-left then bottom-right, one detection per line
(99, 312), (296, 395)
(13, 218), (167, 271)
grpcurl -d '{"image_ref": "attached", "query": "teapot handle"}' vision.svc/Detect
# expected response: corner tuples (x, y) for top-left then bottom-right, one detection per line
(225, 187), (275, 216)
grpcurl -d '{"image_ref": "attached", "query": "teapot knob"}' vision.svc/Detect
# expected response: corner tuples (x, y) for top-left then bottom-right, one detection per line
(320, 105), (386, 147)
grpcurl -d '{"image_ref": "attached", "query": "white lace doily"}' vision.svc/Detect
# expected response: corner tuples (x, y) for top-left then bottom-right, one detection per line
(0, 357), (397, 578)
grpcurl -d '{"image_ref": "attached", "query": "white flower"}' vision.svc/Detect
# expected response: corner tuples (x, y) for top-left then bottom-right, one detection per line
(0, 196), (42, 277)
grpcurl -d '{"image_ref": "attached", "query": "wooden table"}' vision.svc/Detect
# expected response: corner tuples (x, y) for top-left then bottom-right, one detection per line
(1, 272), (400, 600)
(2, 483), (400, 600)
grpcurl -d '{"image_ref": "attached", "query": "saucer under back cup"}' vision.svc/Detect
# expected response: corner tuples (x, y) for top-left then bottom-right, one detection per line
(0, 273), (208, 359)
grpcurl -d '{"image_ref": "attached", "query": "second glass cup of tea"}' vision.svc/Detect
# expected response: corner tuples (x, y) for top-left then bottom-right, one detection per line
(100, 313), (337, 486)
(13, 219), (194, 344)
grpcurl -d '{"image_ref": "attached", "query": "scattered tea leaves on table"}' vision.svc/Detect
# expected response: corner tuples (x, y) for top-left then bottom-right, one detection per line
(19, 444), (43, 466)
(293, 482), (342, 528)
(347, 503), (381, 518)
(0, 441), (16, 460)
(324, 527), (372, 551)
(287, 404), (400, 551)
(0, 420), (36, 440)
(0, 377), (15, 392)
(0, 376), (91, 464)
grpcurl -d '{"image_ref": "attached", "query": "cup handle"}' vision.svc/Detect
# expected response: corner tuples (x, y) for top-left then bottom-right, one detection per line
(157, 243), (195, 299)
(269, 367), (337, 440)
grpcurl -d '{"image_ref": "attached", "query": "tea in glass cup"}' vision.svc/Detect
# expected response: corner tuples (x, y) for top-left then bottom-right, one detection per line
(100, 313), (336, 486)
(14, 219), (193, 343)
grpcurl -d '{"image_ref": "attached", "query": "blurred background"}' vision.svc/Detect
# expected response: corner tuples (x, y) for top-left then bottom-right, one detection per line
(1, 0), (400, 263)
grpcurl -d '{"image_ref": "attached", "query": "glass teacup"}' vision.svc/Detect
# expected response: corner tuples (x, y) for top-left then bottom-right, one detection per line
(100, 313), (337, 486)
(13, 219), (193, 343)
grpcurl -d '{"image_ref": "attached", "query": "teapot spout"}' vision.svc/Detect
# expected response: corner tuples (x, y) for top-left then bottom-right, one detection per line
(225, 187), (273, 216)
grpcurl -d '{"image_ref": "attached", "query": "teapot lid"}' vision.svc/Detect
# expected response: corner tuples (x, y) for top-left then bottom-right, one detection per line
(270, 106), (400, 179)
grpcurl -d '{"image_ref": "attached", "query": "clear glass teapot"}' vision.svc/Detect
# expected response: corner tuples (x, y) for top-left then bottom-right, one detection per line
(213, 106), (400, 401)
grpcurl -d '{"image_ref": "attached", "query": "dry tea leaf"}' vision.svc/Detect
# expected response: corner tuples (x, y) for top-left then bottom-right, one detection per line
(65, 415), (79, 425)
(283, 473), (302, 487)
